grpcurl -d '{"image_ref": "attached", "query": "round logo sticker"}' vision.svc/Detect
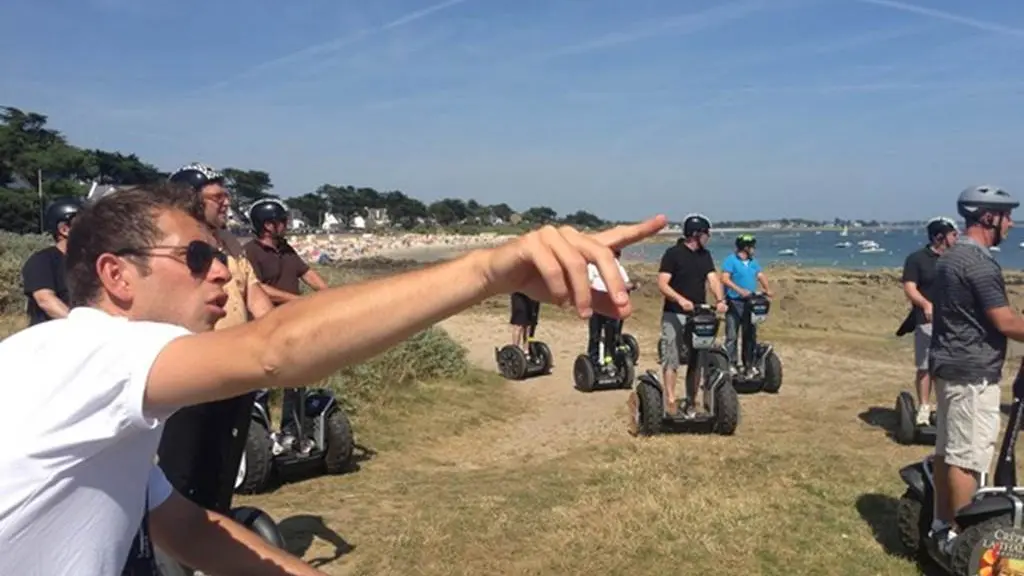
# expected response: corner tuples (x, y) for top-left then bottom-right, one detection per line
(968, 529), (1024, 576)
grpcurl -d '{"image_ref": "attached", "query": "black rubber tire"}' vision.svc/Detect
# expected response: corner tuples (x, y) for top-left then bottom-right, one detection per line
(322, 409), (355, 475)
(712, 382), (740, 436)
(532, 341), (553, 375)
(896, 489), (929, 557)
(636, 381), (664, 436)
(230, 506), (287, 549)
(619, 359), (636, 390)
(573, 354), (596, 392)
(895, 392), (916, 445)
(622, 333), (640, 364)
(762, 350), (783, 393)
(235, 420), (273, 495)
(496, 345), (528, 380)
(709, 348), (731, 379)
(950, 514), (1012, 576)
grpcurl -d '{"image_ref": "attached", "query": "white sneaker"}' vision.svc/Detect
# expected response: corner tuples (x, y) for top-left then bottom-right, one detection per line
(916, 404), (931, 426)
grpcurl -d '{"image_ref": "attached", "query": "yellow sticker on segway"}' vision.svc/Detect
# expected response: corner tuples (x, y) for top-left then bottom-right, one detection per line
(972, 536), (1024, 576)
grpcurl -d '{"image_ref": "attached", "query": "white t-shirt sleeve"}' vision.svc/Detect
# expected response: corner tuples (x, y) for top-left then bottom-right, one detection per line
(618, 262), (630, 284)
(588, 260), (628, 293)
(121, 321), (193, 430)
(147, 464), (174, 510)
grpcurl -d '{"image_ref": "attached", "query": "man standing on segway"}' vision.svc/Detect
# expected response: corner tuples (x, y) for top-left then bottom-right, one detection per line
(655, 214), (727, 417)
(928, 186), (1024, 556)
(899, 216), (959, 427)
(156, 162), (276, 518)
(586, 248), (638, 367)
(720, 234), (773, 378)
(20, 197), (83, 326)
(244, 198), (329, 453)
(509, 291), (541, 353)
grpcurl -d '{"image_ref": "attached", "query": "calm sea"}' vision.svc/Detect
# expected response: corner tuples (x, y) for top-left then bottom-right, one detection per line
(623, 228), (1024, 271)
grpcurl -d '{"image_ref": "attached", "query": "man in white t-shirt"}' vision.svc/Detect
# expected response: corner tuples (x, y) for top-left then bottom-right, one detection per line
(0, 183), (667, 575)
(586, 250), (638, 366)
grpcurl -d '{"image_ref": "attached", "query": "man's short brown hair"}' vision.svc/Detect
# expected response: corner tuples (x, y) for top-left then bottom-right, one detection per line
(66, 182), (206, 306)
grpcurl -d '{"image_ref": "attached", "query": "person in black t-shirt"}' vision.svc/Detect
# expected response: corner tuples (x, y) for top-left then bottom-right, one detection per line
(20, 197), (83, 326)
(654, 213), (727, 417)
(899, 216), (959, 426)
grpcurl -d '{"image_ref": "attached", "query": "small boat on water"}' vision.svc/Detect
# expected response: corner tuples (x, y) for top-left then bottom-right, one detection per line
(859, 246), (886, 254)
(990, 246), (1001, 252)
(835, 241), (852, 248)
(777, 248), (797, 256)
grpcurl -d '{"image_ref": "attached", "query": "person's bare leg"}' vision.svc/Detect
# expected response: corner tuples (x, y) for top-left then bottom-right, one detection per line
(662, 365), (677, 414)
(512, 325), (525, 350)
(933, 455), (950, 524)
(946, 465), (979, 527)
(915, 370), (932, 425)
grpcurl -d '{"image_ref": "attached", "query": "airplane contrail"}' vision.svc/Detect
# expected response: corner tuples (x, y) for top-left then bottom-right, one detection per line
(853, 0), (1024, 38)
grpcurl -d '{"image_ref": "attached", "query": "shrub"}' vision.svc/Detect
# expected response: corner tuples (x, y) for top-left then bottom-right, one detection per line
(0, 232), (49, 315)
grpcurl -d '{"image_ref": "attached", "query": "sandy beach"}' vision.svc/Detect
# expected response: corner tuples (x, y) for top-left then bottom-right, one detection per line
(286, 232), (516, 263)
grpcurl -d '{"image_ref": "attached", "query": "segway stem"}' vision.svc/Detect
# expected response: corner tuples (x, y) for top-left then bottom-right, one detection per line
(994, 359), (1024, 487)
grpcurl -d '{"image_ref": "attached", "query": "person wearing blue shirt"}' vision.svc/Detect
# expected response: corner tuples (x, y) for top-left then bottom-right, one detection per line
(720, 234), (773, 376)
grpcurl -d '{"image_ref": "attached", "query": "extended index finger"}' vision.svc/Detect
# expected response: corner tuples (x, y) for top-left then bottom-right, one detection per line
(591, 214), (668, 251)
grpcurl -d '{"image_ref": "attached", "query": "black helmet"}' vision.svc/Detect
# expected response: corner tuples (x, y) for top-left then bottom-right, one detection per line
(682, 213), (712, 238)
(168, 162), (225, 191)
(248, 198), (288, 234)
(735, 233), (756, 250)
(925, 216), (958, 241)
(44, 197), (84, 236)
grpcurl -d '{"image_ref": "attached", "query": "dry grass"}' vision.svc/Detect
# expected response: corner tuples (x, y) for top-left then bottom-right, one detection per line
(8, 253), (1024, 575)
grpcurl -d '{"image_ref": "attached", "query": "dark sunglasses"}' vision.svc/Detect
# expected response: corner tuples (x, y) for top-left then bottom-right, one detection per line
(115, 240), (228, 275)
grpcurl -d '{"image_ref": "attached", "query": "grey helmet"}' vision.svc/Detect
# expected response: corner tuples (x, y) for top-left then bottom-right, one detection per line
(956, 185), (1018, 221)
(682, 213), (712, 237)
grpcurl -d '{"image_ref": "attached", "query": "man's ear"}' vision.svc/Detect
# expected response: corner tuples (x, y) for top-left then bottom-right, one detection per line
(95, 253), (135, 303)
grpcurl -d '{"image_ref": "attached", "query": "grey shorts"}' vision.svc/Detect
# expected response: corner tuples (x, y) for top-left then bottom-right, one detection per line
(659, 312), (689, 370)
(935, 377), (1001, 475)
(913, 323), (932, 371)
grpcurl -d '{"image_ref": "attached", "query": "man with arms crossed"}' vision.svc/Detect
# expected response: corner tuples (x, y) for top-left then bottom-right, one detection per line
(20, 197), (83, 325)
(158, 162), (276, 518)
(929, 186), (1024, 555)
(900, 216), (958, 426)
(655, 214), (727, 417)
(0, 181), (665, 575)
(243, 197), (328, 305)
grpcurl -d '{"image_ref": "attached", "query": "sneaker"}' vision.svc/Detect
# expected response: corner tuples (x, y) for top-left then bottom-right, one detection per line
(916, 404), (931, 426)
(929, 522), (957, 556)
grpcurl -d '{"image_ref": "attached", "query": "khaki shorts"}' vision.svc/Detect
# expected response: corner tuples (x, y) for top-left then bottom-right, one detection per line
(913, 323), (931, 371)
(659, 312), (689, 370)
(935, 377), (1001, 475)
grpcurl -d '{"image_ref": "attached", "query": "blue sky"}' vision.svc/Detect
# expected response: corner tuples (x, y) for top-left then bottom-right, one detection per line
(2, 0), (1022, 222)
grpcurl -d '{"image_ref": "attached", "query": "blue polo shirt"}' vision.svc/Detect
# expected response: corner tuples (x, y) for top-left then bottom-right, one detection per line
(722, 253), (762, 300)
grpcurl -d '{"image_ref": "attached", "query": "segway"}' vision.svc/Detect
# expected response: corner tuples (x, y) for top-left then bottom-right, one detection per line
(893, 391), (937, 445)
(632, 304), (739, 436)
(573, 324), (638, 393)
(235, 386), (355, 494)
(495, 323), (553, 380)
(729, 293), (783, 394)
(896, 359), (1024, 575)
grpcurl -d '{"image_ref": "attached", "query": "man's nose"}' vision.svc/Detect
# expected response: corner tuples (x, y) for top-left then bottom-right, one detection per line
(209, 257), (233, 284)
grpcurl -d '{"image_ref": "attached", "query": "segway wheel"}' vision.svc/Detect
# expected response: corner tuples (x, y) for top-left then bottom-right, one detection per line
(322, 408), (355, 475)
(635, 380), (664, 436)
(230, 506), (287, 549)
(894, 392), (917, 445)
(235, 420), (273, 495)
(619, 359), (636, 390)
(573, 354), (597, 392)
(711, 382), (740, 436)
(896, 489), (929, 557)
(622, 333), (640, 364)
(709, 349), (732, 387)
(496, 345), (528, 380)
(950, 515), (1015, 576)
(762, 350), (783, 394)
(531, 341), (553, 375)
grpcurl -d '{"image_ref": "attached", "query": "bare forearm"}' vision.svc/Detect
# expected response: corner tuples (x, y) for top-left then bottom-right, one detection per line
(173, 511), (322, 575)
(247, 283), (275, 318)
(720, 274), (743, 294)
(33, 291), (70, 319)
(262, 284), (302, 305)
(148, 249), (493, 409)
(302, 269), (329, 291)
(903, 283), (929, 310)
(707, 274), (725, 301)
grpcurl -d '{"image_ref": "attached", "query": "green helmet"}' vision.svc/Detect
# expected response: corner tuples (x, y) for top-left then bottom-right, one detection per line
(735, 234), (756, 250)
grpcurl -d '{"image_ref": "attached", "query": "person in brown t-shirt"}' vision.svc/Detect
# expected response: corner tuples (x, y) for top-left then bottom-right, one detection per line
(243, 198), (328, 304)
(243, 198), (328, 448)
